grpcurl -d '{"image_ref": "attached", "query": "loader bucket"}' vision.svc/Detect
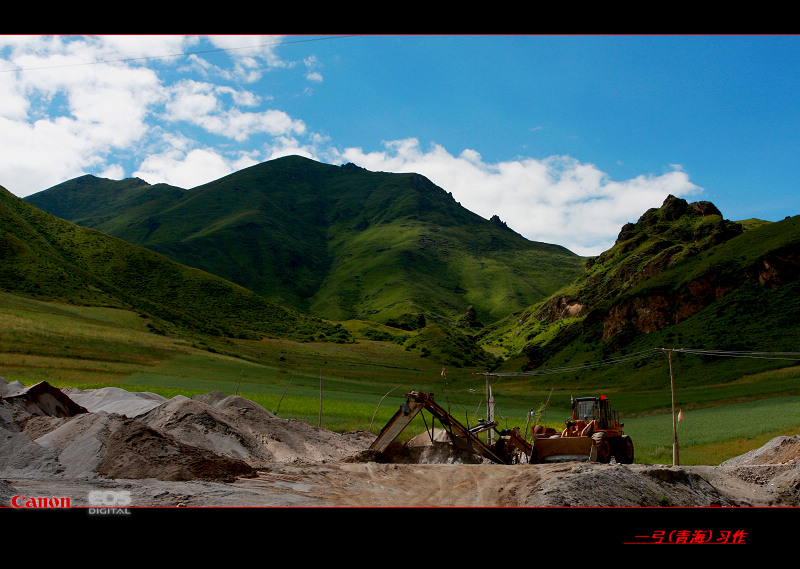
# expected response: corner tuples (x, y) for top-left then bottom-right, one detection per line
(530, 436), (594, 463)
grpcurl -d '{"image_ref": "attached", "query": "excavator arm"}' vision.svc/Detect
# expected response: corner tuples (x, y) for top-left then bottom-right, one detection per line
(369, 391), (516, 464)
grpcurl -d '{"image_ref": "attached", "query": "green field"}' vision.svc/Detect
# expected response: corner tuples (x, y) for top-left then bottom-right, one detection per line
(3, 290), (799, 465)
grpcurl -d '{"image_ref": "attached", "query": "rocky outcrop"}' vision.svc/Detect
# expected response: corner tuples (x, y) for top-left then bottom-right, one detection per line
(748, 248), (800, 288)
(600, 249), (800, 340)
(535, 295), (589, 322)
(522, 197), (800, 351)
(536, 195), (744, 327)
(601, 276), (737, 340)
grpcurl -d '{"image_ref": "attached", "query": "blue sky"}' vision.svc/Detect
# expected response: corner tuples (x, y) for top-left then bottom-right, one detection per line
(1, 34), (798, 255)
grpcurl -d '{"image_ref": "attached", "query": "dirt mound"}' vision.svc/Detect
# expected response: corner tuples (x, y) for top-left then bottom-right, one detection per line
(720, 435), (800, 467)
(1, 382), (374, 484)
(96, 417), (255, 482)
(0, 422), (62, 477)
(64, 386), (167, 418)
(137, 394), (268, 461)
(138, 390), (370, 464)
(1, 379), (88, 417)
(526, 463), (736, 507)
(5, 408), (253, 482)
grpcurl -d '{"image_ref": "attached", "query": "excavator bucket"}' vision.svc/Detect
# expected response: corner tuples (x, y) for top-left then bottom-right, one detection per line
(530, 436), (595, 463)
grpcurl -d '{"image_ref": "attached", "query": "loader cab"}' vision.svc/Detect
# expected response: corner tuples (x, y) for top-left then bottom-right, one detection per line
(572, 396), (614, 430)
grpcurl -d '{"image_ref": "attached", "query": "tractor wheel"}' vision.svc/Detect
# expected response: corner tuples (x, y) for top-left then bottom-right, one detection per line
(591, 432), (611, 463)
(616, 435), (635, 464)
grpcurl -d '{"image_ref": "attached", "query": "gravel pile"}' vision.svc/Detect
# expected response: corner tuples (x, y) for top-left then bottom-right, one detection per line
(0, 377), (371, 483)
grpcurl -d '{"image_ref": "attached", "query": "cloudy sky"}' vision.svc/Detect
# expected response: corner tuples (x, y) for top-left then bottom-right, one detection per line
(1, 35), (798, 256)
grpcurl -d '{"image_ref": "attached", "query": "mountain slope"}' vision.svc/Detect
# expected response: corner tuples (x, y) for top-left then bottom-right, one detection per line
(481, 195), (800, 387)
(0, 184), (349, 344)
(531, 195), (745, 332)
(26, 156), (584, 326)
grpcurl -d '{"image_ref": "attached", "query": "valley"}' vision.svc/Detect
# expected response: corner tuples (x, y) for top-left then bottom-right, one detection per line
(2, 155), (800, 477)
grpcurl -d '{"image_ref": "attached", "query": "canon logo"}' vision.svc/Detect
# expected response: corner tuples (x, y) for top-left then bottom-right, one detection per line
(12, 495), (71, 508)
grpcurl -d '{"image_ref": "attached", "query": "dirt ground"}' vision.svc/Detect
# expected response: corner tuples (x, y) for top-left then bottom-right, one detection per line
(2, 378), (800, 511)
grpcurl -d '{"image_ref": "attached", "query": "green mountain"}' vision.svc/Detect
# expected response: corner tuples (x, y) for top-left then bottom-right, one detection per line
(0, 184), (350, 345)
(481, 195), (800, 390)
(20, 159), (799, 384)
(25, 156), (584, 328)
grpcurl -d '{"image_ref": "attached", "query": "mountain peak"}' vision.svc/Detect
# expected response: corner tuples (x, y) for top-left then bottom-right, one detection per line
(645, 194), (722, 223)
(615, 194), (741, 247)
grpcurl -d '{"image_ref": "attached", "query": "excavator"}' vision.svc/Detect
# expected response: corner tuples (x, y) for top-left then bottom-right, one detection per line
(368, 391), (531, 465)
(528, 395), (634, 464)
(368, 391), (634, 465)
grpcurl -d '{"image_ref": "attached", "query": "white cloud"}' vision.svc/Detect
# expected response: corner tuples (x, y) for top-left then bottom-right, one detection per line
(164, 80), (219, 120)
(336, 139), (702, 256)
(304, 55), (323, 83)
(0, 35), (308, 196)
(0, 36), (705, 258)
(0, 36), (174, 195)
(99, 164), (126, 180)
(203, 35), (287, 82)
(134, 147), (257, 189)
(0, 115), (100, 194)
(163, 79), (306, 142)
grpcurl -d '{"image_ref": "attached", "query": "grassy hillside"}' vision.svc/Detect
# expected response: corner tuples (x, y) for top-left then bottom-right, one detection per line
(480, 196), (800, 397)
(26, 156), (584, 326)
(0, 184), (350, 346)
(0, 288), (503, 433)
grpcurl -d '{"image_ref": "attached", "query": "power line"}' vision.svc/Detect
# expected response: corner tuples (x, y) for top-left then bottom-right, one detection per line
(479, 349), (661, 378)
(0, 35), (356, 74)
(478, 346), (800, 380)
(666, 348), (800, 361)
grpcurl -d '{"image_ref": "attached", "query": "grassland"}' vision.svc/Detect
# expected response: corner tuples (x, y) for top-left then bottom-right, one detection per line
(3, 289), (799, 465)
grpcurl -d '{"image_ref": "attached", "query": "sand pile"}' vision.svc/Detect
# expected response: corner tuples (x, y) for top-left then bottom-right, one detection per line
(721, 435), (800, 467)
(368, 427), (487, 464)
(0, 377), (373, 483)
(136, 390), (372, 463)
(64, 386), (167, 418)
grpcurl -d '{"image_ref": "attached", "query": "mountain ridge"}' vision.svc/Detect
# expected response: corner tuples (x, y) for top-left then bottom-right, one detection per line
(25, 155), (585, 326)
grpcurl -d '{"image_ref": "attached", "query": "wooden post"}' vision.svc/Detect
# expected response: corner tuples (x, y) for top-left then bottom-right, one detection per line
(666, 349), (679, 466)
(486, 375), (494, 446)
(524, 408), (533, 440)
(318, 369), (323, 428)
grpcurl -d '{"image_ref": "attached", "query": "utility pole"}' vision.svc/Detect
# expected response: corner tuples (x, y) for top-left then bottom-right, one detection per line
(663, 348), (679, 466)
(486, 375), (495, 446)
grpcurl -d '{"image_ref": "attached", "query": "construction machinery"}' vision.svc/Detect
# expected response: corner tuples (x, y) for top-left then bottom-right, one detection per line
(528, 395), (634, 464)
(368, 391), (532, 465)
(368, 391), (634, 465)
